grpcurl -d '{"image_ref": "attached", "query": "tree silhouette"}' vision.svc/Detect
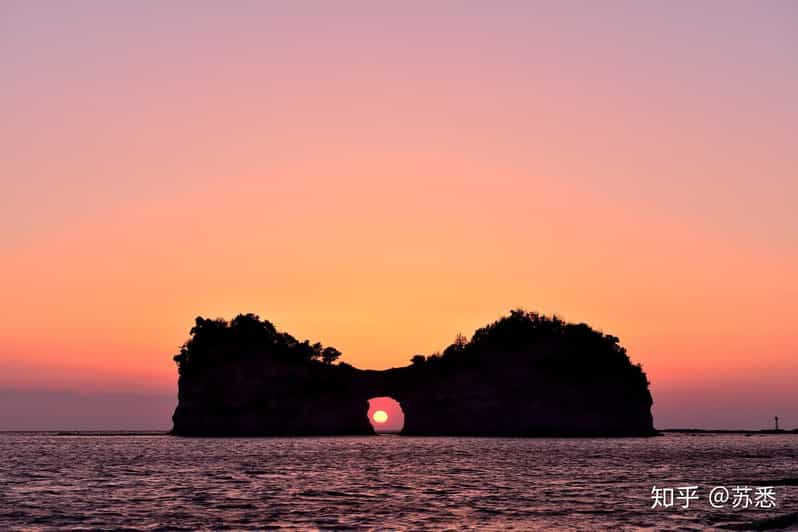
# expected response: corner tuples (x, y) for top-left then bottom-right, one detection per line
(415, 308), (648, 387)
(173, 313), (344, 374)
(174, 309), (647, 394)
(322, 346), (341, 365)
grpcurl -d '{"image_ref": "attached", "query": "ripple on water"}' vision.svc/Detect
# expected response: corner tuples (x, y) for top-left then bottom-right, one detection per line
(0, 433), (796, 530)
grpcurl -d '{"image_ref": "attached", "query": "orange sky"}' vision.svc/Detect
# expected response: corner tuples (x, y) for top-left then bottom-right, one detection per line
(1, 3), (796, 429)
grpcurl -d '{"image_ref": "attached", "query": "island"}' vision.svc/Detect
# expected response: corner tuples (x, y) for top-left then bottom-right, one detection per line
(171, 309), (656, 437)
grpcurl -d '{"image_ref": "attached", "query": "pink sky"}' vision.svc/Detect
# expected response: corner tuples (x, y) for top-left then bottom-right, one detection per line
(1, 2), (796, 429)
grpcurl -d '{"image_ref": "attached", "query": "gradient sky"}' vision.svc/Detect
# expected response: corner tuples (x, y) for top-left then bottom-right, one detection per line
(1, 2), (796, 430)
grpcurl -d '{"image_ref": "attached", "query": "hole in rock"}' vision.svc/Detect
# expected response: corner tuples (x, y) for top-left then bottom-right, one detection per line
(367, 396), (404, 434)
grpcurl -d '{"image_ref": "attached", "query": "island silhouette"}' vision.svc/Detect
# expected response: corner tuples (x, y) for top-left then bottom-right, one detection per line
(171, 310), (655, 436)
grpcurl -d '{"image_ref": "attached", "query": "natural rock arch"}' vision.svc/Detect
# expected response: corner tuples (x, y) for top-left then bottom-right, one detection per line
(171, 310), (655, 437)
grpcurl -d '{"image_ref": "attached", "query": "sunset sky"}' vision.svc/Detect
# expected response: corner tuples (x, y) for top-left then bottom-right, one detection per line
(2, 2), (796, 430)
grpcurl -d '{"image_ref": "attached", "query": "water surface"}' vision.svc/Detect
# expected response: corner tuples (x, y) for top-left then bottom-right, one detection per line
(1, 433), (796, 530)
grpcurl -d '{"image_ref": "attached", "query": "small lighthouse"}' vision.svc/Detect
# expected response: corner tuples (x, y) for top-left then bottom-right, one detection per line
(774, 416), (779, 431)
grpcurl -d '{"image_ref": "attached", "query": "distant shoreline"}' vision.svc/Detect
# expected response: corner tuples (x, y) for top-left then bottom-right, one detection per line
(1, 429), (796, 436)
(661, 428), (798, 435)
(0, 431), (169, 436)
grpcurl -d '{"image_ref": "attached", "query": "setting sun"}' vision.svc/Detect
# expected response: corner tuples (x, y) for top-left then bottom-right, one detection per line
(372, 410), (388, 424)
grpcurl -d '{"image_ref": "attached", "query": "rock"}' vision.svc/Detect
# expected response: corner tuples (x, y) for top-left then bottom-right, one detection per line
(171, 310), (656, 437)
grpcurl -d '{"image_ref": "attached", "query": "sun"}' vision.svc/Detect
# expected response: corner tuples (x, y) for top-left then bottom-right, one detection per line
(372, 410), (388, 424)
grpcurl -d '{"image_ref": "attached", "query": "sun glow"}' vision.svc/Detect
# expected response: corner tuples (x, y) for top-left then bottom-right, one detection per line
(372, 410), (388, 424)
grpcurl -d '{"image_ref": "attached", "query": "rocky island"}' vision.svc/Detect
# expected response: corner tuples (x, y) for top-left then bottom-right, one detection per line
(171, 310), (655, 436)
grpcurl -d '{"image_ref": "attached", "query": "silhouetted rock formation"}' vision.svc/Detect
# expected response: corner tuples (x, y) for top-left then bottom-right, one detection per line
(172, 310), (655, 436)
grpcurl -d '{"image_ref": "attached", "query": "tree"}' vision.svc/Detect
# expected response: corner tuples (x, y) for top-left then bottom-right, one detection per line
(454, 333), (468, 349)
(311, 342), (323, 360)
(443, 333), (469, 357)
(321, 346), (341, 365)
(173, 314), (343, 373)
(411, 354), (426, 365)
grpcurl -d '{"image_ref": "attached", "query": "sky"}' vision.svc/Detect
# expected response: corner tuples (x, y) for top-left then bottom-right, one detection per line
(1, 1), (796, 430)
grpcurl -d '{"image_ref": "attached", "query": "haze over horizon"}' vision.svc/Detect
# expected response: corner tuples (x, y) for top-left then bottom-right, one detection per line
(2, 2), (796, 430)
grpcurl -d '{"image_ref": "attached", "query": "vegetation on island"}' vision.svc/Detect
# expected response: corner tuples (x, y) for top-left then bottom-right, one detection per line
(173, 313), (341, 374)
(410, 309), (648, 383)
(174, 308), (646, 386)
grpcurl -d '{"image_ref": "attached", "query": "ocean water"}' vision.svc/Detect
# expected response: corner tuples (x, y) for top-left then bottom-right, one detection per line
(0, 433), (796, 531)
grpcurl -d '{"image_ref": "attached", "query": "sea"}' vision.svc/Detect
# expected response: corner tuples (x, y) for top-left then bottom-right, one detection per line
(0, 432), (796, 530)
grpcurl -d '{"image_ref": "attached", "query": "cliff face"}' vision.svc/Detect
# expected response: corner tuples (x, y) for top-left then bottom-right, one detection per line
(172, 359), (374, 436)
(172, 311), (655, 437)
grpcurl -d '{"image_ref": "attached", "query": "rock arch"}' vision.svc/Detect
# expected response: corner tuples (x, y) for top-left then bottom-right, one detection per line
(171, 312), (656, 437)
